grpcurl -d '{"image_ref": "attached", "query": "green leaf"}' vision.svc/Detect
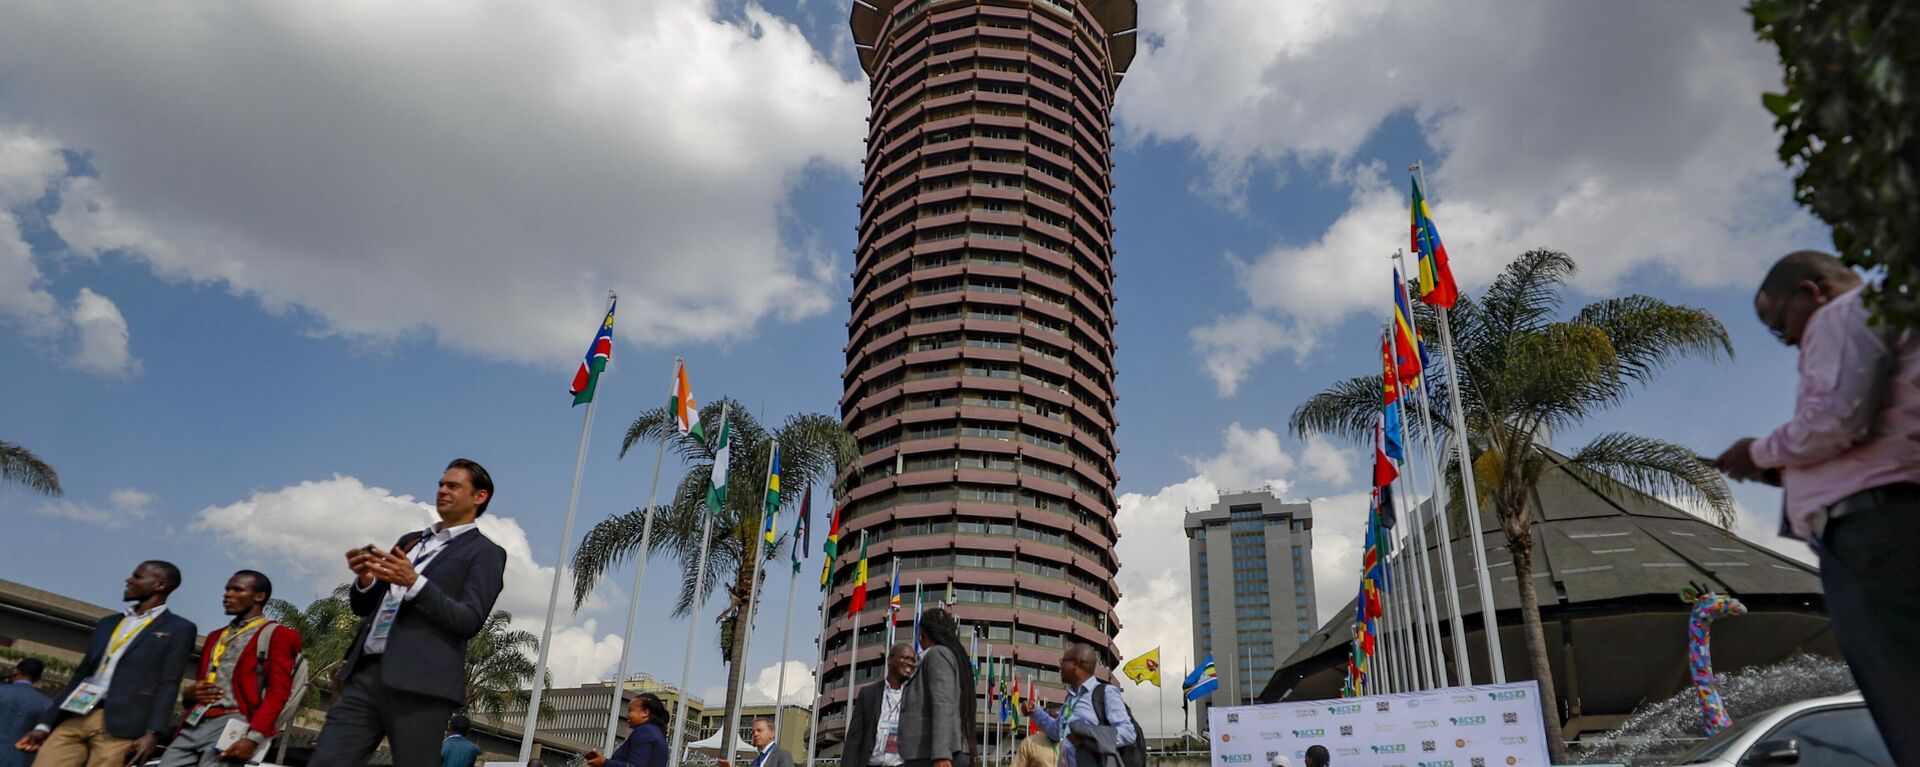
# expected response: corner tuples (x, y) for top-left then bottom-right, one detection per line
(1762, 92), (1796, 118)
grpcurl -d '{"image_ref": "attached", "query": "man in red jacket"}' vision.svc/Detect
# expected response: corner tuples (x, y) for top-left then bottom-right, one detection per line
(159, 571), (301, 766)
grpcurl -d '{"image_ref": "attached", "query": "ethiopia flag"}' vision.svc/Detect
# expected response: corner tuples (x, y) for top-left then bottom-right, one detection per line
(671, 359), (705, 445)
(847, 532), (869, 618)
(569, 299), (616, 406)
(705, 405), (731, 515)
(1411, 174), (1459, 308)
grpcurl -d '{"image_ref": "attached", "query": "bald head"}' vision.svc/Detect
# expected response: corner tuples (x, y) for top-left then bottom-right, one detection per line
(1059, 643), (1101, 686)
(1758, 250), (1857, 300)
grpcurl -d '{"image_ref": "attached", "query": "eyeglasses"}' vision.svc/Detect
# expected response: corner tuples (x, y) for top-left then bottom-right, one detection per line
(1766, 291), (1800, 344)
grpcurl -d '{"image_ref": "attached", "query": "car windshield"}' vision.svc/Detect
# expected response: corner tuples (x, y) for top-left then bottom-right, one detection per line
(1672, 717), (1759, 764)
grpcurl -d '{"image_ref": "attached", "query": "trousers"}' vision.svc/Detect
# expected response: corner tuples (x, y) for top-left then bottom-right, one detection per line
(34, 709), (133, 767)
(307, 657), (457, 767)
(1816, 495), (1920, 766)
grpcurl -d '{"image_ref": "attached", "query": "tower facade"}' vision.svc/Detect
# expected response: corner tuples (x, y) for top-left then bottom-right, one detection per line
(1185, 490), (1318, 723)
(820, 0), (1137, 747)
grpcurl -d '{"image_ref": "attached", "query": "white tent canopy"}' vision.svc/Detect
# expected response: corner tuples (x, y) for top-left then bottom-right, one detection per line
(685, 729), (756, 758)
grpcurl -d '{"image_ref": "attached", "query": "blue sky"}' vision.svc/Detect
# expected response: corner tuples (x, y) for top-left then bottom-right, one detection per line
(0, 0), (1824, 730)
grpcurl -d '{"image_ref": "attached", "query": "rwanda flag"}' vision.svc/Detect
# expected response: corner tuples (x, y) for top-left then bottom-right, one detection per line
(1182, 655), (1219, 701)
(761, 441), (781, 545)
(569, 299), (616, 406)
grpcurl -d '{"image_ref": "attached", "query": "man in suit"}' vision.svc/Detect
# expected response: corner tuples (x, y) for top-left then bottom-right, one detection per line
(160, 570), (302, 767)
(0, 660), (51, 767)
(310, 458), (509, 766)
(440, 714), (480, 767)
(747, 718), (791, 767)
(15, 561), (198, 767)
(843, 644), (915, 767)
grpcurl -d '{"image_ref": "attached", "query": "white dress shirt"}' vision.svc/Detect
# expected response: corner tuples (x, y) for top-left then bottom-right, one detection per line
(360, 521), (479, 654)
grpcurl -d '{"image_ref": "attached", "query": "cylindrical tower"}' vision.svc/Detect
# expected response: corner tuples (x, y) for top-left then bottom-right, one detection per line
(820, 0), (1137, 748)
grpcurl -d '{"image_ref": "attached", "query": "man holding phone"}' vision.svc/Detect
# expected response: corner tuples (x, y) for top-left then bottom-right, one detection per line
(309, 459), (508, 767)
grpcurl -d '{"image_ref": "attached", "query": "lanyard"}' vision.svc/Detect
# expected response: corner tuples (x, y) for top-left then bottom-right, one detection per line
(206, 618), (268, 683)
(107, 612), (158, 657)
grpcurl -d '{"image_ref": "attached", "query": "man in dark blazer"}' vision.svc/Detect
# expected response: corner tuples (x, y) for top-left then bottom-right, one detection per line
(843, 644), (915, 767)
(15, 561), (197, 767)
(0, 660), (51, 767)
(748, 718), (793, 767)
(310, 458), (509, 767)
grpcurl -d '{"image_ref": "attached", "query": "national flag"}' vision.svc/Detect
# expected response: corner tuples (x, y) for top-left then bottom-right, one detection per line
(791, 486), (811, 574)
(1121, 648), (1162, 688)
(1411, 174), (1459, 308)
(705, 405), (732, 515)
(1372, 413), (1400, 488)
(1008, 672), (1024, 729)
(944, 579), (955, 607)
(1391, 267), (1428, 387)
(820, 504), (843, 591)
(913, 580), (924, 654)
(1182, 655), (1219, 701)
(670, 359), (705, 444)
(888, 565), (902, 620)
(1378, 483), (1399, 531)
(569, 299), (617, 407)
(1027, 675), (1039, 734)
(761, 441), (781, 545)
(1380, 334), (1406, 464)
(970, 634), (980, 673)
(847, 532), (869, 618)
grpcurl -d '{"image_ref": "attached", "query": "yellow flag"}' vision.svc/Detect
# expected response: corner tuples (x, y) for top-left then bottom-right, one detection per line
(1121, 647), (1162, 688)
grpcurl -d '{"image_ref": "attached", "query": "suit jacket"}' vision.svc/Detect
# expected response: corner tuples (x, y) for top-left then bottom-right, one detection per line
(841, 679), (890, 767)
(42, 608), (198, 739)
(440, 733), (482, 767)
(0, 681), (52, 767)
(604, 722), (667, 767)
(900, 646), (971, 766)
(341, 527), (508, 705)
(192, 621), (303, 737)
(753, 743), (795, 767)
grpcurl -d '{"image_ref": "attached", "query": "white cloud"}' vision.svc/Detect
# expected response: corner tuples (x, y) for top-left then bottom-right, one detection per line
(1299, 435), (1353, 487)
(34, 486), (156, 529)
(0, 1), (866, 365)
(700, 660), (816, 708)
(191, 475), (628, 685)
(1125, 0), (1821, 393)
(70, 288), (138, 376)
(1188, 313), (1317, 397)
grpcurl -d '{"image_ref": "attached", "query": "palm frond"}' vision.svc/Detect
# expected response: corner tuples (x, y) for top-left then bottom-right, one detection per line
(1496, 322), (1623, 434)
(1288, 375), (1386, 445)
(1480, 249), (1577, 342)
(1573, 295), (1734, 384)
(1565, 432), (1736, 528)
(0, 441), (61, 496)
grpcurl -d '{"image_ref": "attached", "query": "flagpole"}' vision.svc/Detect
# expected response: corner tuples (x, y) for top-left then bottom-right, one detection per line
(729, 440), (779, 762)
(1397, 249), (1473, 685)
(520, 291), (614, 763)
(1392, 254), (1462, 688)
(805, 596), (827, 767)
(1385, 327), (1443, 690)
(980, 644), (991, 765)
(602, 357), (679, 753)
(774, 562), (799, 740)
(843, 531), (869, 738)
(669, 403), (729, 767)
(1414, 161), (1507, 683)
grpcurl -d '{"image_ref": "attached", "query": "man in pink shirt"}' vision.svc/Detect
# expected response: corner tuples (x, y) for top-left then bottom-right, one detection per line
(1714, 250), (1920, 762)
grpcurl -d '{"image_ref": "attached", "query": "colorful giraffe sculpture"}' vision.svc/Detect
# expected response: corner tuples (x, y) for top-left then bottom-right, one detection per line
(1681, 585), (1748, 735)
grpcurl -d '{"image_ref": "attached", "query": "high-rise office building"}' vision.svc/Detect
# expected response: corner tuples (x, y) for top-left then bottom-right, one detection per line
(821, 0), (1137, 749)
(1185, 490), (1317, 721)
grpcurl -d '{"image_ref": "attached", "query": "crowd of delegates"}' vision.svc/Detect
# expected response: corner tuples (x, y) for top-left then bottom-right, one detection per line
(0, 455), (1161, 767)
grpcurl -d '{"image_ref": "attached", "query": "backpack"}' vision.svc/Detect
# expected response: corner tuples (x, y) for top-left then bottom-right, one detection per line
(253, 622), (311, 735)
(1091, 682), (1146, 767)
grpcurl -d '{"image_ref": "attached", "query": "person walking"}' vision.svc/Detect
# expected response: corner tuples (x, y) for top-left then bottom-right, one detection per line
(160, 570), (302, 767)
(747, 718), (792, 767)
(844, 644), (915, 767)
(584, 693), (668, 767)
(1010, 729), (1057, 767)
(15, 560), (197, 767)
(310, 458), (509, 766)
(0, 660), (51, 767)
(1712, 250), (1920, 765)
(1304, 745), (1329, 767)
(441, 715), (481, 767)
(899, 608), (976, 767)
(1021, 644), (1136, 767)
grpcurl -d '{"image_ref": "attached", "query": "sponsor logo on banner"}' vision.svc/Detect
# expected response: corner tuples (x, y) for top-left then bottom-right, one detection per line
(1265, 752), (1279, 762)
(1451, 716), (1487, 727)
(1418, 761), (1455, 767)
(1503, 712), (1519, 725)
(1294, 708), (1318, 719)
(1227, 713), (1240, 724)
(1415, 720), (1440, 730)
(1337, 748), (1364, 759)
(1221, 734), (1233, 742)
(1421, 741), (1437, 753)
(1506, 758), (1518, 765)
(1376, 701), (1392, 713)
(1455, 739), (1469, 749)
(1500, 737), (1529, 746)
(1408, 699), (1421, 709)
(1327, 704), (1362, 716)
(1339, 725), (1354, 737)
(1489, 691), (1528, 701)
(1470, 759), (1486, 767)
(1258, 710), (1287, 721)
(1373, 745), (1408, 754)
(1221, 755), (1251, 764)
(1452, 694), (1477, 704)
(1375, 723), (1399, 734)
(1291, 729), (1326, 738)
(1260, 732), (1286, 742)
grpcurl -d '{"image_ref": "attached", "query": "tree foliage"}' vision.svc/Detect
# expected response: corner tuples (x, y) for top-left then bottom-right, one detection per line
(1750, 0), (1919, 327)
(0, 441), (61, 496)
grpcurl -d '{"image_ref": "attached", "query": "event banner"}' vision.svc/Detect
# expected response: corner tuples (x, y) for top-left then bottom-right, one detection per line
(1205, 681), (1550, 767)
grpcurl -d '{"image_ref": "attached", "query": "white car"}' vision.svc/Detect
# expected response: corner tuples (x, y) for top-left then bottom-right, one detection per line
(1667, 692), (1891, 766)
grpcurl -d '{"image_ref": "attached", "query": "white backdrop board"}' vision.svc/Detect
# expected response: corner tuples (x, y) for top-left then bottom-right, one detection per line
(1205, 681), (1550, 767)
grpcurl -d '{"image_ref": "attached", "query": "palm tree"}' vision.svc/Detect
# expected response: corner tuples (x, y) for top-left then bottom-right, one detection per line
(266, 585), (359, 716)
(1, 440), (61, 495)
(464, 609), (553, 724)
(571, 398), (857, 751)
(1290, 249), (1736, 761)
